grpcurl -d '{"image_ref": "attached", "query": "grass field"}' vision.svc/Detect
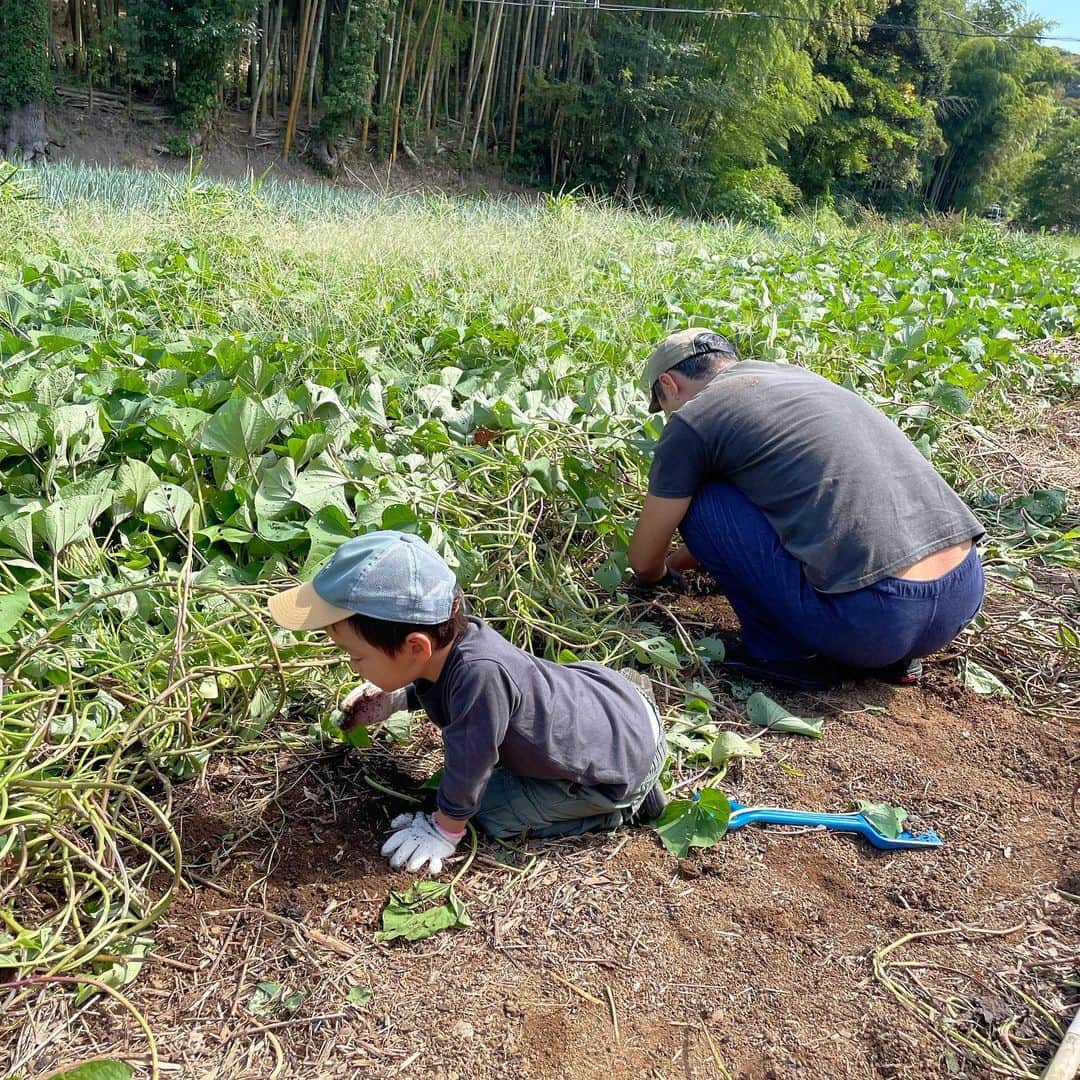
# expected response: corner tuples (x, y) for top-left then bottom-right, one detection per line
(0, 163), (1077, 1080)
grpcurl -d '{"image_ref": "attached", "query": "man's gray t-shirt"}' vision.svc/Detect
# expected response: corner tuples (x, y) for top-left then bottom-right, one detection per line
(410, 618), (658, 820)
(648, 361), (984, 593)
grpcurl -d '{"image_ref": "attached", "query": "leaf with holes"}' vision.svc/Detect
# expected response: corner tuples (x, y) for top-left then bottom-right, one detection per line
(632, 634), (681, 674)
(143, 483), (196, 532)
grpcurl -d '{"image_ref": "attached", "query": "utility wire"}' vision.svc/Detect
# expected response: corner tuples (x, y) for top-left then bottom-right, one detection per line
(462, 0), (1080, 45)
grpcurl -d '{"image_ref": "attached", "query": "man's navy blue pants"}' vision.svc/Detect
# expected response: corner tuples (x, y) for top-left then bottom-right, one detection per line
(679, 482), (985, 668)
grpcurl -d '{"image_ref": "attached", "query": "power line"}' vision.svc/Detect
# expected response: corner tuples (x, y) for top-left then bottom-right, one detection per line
(463, 0), (1080, 45)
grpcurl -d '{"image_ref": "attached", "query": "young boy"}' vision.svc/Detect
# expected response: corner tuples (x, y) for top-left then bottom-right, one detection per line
(268, 530), (667, 875)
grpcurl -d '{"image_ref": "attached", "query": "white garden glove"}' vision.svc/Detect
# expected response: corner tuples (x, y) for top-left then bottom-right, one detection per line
(380, 812), (460, 875)
(339, 685), (408, 733)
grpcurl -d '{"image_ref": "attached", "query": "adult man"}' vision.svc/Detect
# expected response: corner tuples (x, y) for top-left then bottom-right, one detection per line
(627, 329), (986, 689)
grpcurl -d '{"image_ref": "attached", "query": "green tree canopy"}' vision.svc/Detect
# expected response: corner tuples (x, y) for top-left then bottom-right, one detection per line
(1020, 115), (1080, 228)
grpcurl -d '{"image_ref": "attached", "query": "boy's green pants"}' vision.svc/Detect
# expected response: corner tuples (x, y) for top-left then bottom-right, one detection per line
(472, 700), (665, 839)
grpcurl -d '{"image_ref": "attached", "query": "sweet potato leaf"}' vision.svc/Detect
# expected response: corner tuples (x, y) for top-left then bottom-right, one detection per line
(746, 692), (824, 738)
(853, 800), (909, 839)
(653, 789), (731, 859)
(46, 1062), (134, 1080)
(374, 881), (472, 944)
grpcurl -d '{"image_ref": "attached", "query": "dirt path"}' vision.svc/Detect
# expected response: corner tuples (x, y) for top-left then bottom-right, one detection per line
(11, 650), (1075, 1080)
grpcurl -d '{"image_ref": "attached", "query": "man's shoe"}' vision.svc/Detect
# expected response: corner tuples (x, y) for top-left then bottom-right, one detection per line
(868, 657), (923, 685)
(721, 644), (848, 691)
(635, 783), (669, 823)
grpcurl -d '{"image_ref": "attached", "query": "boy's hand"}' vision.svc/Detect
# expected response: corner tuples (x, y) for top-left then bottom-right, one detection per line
(339, 685), (408, 733)
(380, 812), (460, 875)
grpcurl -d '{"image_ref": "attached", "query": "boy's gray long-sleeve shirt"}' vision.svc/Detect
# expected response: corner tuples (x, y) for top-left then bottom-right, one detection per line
(409, 618), (659, 821)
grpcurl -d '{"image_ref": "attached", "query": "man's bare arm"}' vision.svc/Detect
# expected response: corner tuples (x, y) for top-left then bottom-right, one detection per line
(628, 494), (693, 581)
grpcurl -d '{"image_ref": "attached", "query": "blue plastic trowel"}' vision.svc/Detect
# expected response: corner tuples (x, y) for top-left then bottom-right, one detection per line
(726, 799), (943, 851)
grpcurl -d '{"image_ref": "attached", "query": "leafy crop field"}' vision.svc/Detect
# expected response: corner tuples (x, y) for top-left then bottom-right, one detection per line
(0, 165), (1077, 1080)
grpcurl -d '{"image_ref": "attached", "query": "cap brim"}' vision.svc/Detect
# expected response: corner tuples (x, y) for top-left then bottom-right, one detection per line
(267, 581), (356, 631)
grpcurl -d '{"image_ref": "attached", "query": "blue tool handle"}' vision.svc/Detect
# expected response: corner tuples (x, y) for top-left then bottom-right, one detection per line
(729, 801), (867, 831)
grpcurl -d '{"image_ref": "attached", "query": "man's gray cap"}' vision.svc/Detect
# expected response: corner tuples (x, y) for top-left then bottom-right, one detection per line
(641, 329), (739, 412)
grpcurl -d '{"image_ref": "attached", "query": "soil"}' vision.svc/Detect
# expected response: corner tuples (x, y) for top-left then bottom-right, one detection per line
(8, 586), (1076, 1079)
(44, 93), (527, 198)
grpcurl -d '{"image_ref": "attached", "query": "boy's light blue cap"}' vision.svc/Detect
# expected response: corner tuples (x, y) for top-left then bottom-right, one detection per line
(267, 530), (457, 631)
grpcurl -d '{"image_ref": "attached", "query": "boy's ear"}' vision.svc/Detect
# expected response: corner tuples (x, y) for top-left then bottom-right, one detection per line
(404, 631), (434, 663)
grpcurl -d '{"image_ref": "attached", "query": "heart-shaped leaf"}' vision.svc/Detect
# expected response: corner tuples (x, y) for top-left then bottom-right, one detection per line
(633, 634), (680, 674)
(111, 458), (161, 523)
(959, 659), (1011, 696)
(0, 587), (30, 635)
(46, 1062), (134, 1080)
(695, 636), (726, 663)
(853, 800), (909, 839)
(200, 396), (279, 460)
(143, 483), (196, 532)
(746, 692), (824, 738)
(710, 730), (762, 768)
(652, 788), (731, 859)
(254, 456), (297, 521)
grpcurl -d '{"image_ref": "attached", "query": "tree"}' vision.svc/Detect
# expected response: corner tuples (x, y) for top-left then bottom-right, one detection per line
(513, 1), (852, 215)
(0, 0), (50, 162)
(314, 0), (389, 169)
(788, 54), (945, 209)
(787, 0), (957, 209)
(1020, 116), (1080, 229)
(925, 8), (1071, 213)
(135, 0), (259, 134)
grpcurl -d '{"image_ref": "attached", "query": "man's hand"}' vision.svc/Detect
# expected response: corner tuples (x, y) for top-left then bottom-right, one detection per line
(339, 685), (407, 733)
(629, 566), (686, 596)
(380, 812), (460, 875)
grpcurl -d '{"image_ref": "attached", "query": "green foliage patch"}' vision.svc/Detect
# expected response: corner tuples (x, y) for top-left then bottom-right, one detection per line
(0, 170), (1076, 1003)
